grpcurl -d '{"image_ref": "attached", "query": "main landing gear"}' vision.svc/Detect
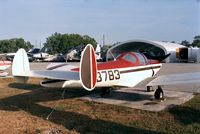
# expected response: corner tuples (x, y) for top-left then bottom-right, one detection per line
(154, 86), (164, 100)
(147, 85), (164, 100)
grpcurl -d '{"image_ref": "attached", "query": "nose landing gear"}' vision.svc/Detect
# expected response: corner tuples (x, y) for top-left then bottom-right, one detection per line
(154, 86), (164, 100)
(147, 85), (164, 100)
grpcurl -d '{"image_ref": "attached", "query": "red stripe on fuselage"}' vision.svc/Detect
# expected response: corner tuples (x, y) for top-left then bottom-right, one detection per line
(71, 52), (160, 72)
(47, 63), (69, 70)
(71, 58), (160, 72)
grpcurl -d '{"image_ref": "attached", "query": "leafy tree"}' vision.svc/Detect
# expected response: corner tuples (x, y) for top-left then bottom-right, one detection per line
(0, 38), (33, 53)
(181, 40), (191, 47)
(26, 41), (34, 50)
(44, 33), (97, 54)
(192, 35), (200, 47)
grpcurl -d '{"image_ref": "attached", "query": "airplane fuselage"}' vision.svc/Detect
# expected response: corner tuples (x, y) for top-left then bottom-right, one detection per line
(41, 61), (162, 89)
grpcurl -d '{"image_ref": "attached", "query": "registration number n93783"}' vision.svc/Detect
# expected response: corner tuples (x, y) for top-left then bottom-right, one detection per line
(97, 70), (120, 82)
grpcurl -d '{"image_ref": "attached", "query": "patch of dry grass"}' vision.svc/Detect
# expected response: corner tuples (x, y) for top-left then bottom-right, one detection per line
(0, 78), (199, 134)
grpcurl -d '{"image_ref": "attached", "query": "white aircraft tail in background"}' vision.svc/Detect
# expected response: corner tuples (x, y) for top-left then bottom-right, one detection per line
(12, 48), (30, 82)
(95, 44), (101, 61)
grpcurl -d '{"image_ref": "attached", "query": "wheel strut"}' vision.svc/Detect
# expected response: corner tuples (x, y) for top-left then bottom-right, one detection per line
(154, 85), (164, 100)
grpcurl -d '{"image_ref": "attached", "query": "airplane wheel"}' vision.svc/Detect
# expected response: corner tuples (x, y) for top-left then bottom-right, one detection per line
(147, 86), (153, 92)
(154, 86), (164, 100)
(101, 87), (111, 97)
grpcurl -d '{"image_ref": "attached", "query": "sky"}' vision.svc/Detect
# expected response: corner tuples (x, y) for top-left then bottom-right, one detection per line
(0, 0), (199, 47)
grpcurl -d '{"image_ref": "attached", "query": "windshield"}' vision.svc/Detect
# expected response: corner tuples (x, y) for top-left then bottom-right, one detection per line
(122, 53), (137, 64)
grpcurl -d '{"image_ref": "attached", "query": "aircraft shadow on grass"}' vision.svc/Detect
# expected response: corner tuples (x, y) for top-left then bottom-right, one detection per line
(9, 83), (153, 102)
(0, 83), (200, 133)
(168, 105), (200, 125)
(98, 90), (153, 102)
(0, 83), (165, 134)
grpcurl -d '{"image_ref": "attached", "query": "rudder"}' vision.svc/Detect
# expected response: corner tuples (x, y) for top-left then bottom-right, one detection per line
(80, 44), (97, 91)
(12, 48), (30, 83)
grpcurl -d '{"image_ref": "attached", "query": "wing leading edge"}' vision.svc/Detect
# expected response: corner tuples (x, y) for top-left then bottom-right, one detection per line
(147, 72), (200, 86)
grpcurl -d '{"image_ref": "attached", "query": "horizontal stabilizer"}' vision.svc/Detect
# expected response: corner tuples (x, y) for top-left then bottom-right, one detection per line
(19, 70), (79, 80)
(12, 48), (80, 82)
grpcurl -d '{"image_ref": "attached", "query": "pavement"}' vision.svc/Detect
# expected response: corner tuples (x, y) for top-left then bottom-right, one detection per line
(5, 62), (200, 111)
(82, 88), (194, 112)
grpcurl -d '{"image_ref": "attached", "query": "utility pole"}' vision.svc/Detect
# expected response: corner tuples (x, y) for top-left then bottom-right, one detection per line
(39, 40), (41, 49)
(35, 40), (37, 48)
(103, 34), (105, 47)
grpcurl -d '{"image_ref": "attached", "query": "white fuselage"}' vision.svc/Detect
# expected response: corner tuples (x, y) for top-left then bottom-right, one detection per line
(40, 63), (162, 89)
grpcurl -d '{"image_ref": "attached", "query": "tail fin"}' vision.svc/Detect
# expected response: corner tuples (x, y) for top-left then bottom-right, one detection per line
(12, 48), (30, 83)
(80, 44), (97, 91)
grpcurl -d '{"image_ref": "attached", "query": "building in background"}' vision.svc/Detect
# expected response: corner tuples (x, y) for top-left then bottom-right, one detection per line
(106, 39), (186, 63)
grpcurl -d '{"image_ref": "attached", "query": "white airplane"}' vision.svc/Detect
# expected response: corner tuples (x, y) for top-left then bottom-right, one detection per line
(12, 44), (200, 99)
(0, 52), (16, 61)
(28, 48), (53, 61)
(66, 44), (102, 62)
(32, 52), (53, 61)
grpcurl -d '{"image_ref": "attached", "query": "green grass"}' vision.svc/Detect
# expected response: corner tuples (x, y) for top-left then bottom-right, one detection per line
(0, 78), (199, 134)
(84, 100), (95, 106)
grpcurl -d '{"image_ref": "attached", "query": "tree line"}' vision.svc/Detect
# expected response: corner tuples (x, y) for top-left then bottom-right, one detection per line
(0, 38), (33, 53)
(181, 35), (200, 47)
(0, 33), (97, 54)
(0, 33), (199, 54)
(44, 33), (97, 54)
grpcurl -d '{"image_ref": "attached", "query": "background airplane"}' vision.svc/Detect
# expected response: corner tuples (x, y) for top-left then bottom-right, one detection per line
(0, 56), (11, 76)
(66, 44), (102, 62)
(12, 44), (200, 100)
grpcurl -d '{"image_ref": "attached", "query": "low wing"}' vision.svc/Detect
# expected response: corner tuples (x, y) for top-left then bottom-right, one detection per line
(147, 72), (200, 86)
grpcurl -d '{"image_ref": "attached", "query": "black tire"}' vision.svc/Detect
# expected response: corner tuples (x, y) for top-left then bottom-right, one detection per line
(154, 86), (164, 100)
(101, 87), (111, 97)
